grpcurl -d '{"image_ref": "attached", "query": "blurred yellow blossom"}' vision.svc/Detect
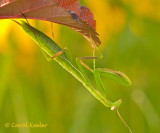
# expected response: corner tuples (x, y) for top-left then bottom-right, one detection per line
(0, 20), (12, 53)
(123, 0), (160, 21)
(84, 0), (126, 46)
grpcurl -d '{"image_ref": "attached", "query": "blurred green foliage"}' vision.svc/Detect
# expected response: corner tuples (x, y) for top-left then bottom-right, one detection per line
(0, 0), (160, 133)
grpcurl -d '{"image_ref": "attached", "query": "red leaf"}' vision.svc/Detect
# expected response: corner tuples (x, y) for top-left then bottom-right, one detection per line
(0, 0), (101, 46)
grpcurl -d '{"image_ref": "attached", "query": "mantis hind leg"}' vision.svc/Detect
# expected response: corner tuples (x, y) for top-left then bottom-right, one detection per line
(51, 48), (65, 59)
(51, 22), (54, 40)
(21, 13), (29, 24)
(42, 47), (74, 65)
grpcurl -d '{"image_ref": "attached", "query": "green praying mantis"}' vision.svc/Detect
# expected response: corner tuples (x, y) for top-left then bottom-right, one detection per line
(13, 20), (132, 132)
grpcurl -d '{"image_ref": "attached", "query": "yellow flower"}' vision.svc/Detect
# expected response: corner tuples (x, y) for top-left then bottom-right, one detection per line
(0, 20), (12, 53)
(83, 0), (126, 46)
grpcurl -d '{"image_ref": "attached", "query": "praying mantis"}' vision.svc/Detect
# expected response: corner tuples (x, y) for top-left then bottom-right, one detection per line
(13, 20), (132, 132)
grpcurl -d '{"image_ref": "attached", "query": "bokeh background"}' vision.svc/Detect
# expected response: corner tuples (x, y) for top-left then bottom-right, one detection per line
(0, 0), (160, 133)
